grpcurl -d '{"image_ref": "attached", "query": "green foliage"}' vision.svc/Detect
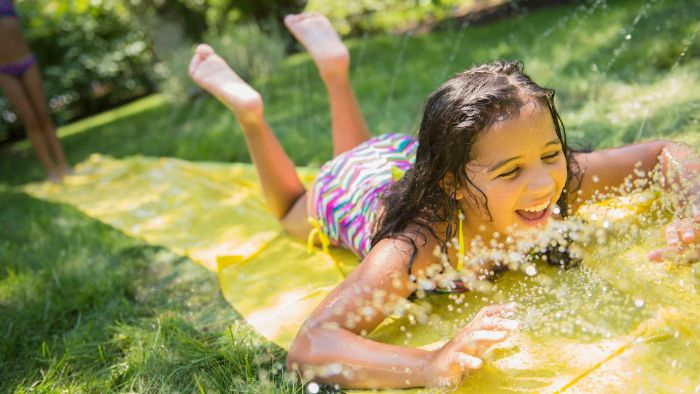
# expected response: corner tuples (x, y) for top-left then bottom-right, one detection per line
(157, 21), (286, 104)
(156, 43), (198, 104)
(305, 0), (482, 35)
(204, 21), (286, 83)
(0, 0), (158, 139)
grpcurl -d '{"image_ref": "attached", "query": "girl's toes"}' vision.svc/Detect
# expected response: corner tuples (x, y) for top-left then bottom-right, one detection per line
(283, 14), (297, 26)
(190, 44), (216, 77)
(195, 44), (214, 57)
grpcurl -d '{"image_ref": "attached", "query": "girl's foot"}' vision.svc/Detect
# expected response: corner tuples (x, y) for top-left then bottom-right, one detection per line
(60, 165), (73, 177)
(188, 44), (263, 125)
(284, 13), (350, 81)
(47, 169), (62, 183)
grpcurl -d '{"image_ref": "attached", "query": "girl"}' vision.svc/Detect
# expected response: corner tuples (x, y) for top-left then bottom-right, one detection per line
(0, 0), (71, 181)
(189, 13), (700, 389)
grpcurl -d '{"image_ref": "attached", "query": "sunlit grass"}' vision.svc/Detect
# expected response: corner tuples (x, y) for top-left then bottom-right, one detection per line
(59, 95), (169, 139)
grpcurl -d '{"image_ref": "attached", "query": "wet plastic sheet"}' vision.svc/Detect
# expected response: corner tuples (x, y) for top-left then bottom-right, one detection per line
(24, 155), (700, 393)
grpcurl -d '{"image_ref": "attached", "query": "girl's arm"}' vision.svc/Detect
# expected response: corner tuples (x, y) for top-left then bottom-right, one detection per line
(287, 237), (517, 389)
(570, 140), (695, 206)
(571, 140), (700, 260)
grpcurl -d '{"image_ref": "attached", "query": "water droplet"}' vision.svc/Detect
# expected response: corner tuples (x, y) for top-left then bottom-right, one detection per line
(525, 265), (537, 276)
(634, 298), (645, 308)
(307, 382), (320, 393)
(691, 263), (700, 280)
(329, 363), (343, 375)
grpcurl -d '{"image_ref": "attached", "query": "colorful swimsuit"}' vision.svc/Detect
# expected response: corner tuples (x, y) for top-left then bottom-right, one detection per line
(313, 133), (417, 258)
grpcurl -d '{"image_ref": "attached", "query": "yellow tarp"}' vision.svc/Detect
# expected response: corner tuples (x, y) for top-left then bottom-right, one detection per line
(25, 154), (700, 393)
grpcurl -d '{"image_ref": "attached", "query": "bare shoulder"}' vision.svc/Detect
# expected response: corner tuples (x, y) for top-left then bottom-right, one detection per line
(392, 223), (443, 276)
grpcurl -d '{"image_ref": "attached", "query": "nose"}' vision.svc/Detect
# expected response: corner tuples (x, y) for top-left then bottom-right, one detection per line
(525, 167), (556, 198)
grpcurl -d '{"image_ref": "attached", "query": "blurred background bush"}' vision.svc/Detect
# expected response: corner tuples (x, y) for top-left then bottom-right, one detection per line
(0, 0), (304, 141)
(0, 0), (500, 143)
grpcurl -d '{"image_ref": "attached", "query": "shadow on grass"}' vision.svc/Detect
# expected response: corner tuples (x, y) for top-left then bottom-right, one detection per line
(0, 190), (300, 393)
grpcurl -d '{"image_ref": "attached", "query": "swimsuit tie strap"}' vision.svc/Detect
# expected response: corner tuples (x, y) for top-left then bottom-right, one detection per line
(307, 217), (331, 255)
(391, 166), (406, 181)
(307, 217), (347, 276)
(457, 208), (465, 272)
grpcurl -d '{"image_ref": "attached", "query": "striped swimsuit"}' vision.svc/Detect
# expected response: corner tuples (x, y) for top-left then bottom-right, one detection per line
(312, 133), (417, 258)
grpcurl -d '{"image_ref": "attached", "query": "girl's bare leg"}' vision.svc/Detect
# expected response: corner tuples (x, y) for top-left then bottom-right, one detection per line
(22, 64), (72, 176)
(0, 73), (60, 181)
(284, 13), (371, 157)
(189, 44), (312, 238)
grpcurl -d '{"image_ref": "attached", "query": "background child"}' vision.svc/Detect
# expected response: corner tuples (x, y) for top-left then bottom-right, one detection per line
(0, 0), (71, 181)
(190, 13), (700, 389)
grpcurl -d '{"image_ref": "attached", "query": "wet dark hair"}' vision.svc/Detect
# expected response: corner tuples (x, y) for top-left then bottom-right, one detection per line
(371, 61), (582, 268)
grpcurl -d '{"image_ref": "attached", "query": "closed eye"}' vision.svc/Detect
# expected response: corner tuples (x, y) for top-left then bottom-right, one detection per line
(498, 167), (521, 178)
(542, 151), (561, 161)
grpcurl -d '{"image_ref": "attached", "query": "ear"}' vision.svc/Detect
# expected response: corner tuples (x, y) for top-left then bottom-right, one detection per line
(439, 173), (465, 200)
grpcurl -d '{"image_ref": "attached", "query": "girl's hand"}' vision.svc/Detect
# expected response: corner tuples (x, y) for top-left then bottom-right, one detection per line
(422, 303), (518, 389)
(648, 211), (700, 262)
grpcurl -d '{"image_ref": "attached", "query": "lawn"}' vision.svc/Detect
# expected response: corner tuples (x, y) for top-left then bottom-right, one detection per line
(1, 0), (699, 391)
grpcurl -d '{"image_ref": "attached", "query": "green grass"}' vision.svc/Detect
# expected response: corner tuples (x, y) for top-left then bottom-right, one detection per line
(1, 0), (699, 391)
(0, 191), (300, 392)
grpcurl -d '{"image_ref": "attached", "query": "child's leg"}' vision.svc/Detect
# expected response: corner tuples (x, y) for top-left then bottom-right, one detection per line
(22, 64), (72, 175)
(284, 13), (371, 157)
(189, 44), (312, 237)
(0, 73), (59, 180)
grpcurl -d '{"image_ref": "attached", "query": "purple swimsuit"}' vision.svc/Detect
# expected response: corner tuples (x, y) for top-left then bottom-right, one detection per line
(0, 0), (16, 18)
(0, 54), (36, 78)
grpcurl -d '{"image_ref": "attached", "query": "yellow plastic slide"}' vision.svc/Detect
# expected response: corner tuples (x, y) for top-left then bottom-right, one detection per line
(25, 154), (700, 393)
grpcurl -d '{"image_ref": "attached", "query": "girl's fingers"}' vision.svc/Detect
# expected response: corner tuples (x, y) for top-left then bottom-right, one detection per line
(666, 224), (681, 245)
(665, 218), (699, 245)
(679, 220), (696, 243)
(450, 352), (483, 370)
(469, 316), (519, 332)
(648, 245), (683, 262)
(648, 248), (665, 262)
(455, 330), (509, 355)
(473, 303), (518, 321)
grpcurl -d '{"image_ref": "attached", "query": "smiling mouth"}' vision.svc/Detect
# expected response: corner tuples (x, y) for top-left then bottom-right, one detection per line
(515, 200), (552, 223)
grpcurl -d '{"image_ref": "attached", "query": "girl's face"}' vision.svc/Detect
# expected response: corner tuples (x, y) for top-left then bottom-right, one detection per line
(461, 101), (567, 237)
